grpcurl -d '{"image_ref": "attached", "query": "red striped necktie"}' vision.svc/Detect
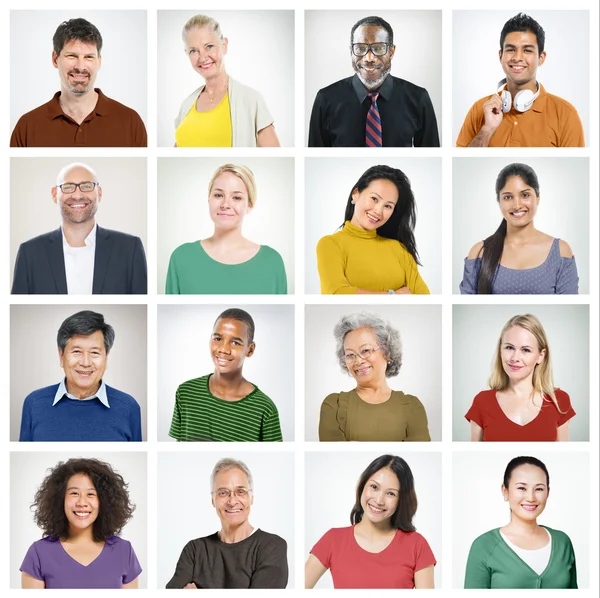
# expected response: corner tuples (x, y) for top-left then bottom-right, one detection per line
(366, 92), (382, 147)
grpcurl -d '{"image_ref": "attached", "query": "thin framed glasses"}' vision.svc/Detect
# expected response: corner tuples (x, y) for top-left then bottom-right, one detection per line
(351, 43), (390, 57)
(212, 487), (251, 499)
(58, 181), (99, 193)
(343, 346), (381, 363)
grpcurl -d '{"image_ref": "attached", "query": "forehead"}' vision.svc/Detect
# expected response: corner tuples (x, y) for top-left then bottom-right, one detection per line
(60, 39), (99, 56)
(186, 25), (221, 46)
(212, 317), (249, 340)
(509, 464), (547, 485)
(64, 330), (106, 350)
(66, 472), (95, 489)
(499, 176), (530, 192)
(60, 166), (95, 183)
(211, 171), (247, 193)
(367, 467), (400, 489)
(502, 325), (538, 346)
(344, 326), (378, 348)
(503, 30), (538, 50)
(353, 25), (390, 44)
(213, 467), (249, 488)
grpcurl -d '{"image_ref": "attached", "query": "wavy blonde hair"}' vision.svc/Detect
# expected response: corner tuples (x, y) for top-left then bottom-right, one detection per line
(489, 314), (563, 412)
(208, 164), (257, 208)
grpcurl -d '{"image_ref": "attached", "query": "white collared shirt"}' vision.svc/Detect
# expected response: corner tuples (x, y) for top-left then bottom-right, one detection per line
(62, 224), (96, 294)
(53, 378), (110, 408)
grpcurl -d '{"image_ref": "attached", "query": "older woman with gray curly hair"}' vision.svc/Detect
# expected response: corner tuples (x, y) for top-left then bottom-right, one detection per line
(319, 312), (430, 441)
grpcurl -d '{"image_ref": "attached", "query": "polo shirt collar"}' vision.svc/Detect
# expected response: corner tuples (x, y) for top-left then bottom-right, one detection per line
(47, 88), (110, 120)
(53, 378), (110, 408)
(352, 73), (393, 103)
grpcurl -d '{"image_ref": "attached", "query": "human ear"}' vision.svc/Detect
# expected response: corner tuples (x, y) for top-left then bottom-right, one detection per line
(538, 51), (546, 67)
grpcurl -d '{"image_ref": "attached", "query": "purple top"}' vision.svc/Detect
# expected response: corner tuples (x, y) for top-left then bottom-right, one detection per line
(20, 535), (142, 589)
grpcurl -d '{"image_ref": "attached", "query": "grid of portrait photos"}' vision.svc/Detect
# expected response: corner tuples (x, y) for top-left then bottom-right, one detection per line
(4, 0), (599, 595)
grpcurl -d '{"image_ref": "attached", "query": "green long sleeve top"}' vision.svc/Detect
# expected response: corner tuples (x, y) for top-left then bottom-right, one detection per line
(464, 526), (577, 589)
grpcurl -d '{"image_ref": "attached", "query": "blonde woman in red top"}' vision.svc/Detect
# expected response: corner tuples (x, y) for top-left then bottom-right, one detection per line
(465, 313), (574, 442)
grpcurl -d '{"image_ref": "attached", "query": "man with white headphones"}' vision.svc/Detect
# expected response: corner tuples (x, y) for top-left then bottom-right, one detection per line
(456, 13), (584, 147)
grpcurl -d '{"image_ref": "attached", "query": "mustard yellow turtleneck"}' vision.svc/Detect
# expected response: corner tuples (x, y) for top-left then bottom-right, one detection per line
(316, 221), (430, 294)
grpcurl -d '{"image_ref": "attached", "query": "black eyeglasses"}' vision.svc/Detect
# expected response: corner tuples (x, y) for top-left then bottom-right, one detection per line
(58, 182), (99, 193)
(351, 42), (390, 57)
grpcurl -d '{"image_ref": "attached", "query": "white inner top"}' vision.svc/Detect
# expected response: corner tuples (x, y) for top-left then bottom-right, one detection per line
(62, 224), (96, 295)
(500, 528), (552, 575)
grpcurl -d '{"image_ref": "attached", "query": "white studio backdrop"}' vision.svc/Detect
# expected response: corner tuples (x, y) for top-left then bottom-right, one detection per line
(157, 157), (295, 294)
(304, 304), (442, 441)
(452, 10), (589, 146)
(452, 304), (589, 442)
(452, 450), (589, 588)
(10, 157), (148, 291)
(452, 157), (590, 294)
(10, 304), (148, 441)
(9, 10), (148, 131)
(157, 304), (295, 442)
(304, 157), (442, 294)
(305, 451), (442, 589)
(157, 10), (294, 147)
(304, 11), (442, 145)
(157, 450), (295, 588)
(10, 451), (147, 589)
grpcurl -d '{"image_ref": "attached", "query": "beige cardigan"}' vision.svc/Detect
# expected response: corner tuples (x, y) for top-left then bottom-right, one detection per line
(175, 77), (273, 147)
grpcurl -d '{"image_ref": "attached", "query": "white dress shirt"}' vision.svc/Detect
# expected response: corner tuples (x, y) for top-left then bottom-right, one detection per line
(62, 224), (96, 294)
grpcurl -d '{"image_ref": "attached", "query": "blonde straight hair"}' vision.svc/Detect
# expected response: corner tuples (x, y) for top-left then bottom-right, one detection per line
(488, 314), (563, 412)
(208, 164), (257, 208)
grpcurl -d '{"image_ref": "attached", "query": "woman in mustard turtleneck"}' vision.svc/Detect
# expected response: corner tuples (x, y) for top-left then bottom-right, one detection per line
(316, 165), (429, 295)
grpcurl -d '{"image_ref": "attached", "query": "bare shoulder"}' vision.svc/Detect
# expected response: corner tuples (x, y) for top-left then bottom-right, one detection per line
(466, 241), (484, 260)
(558, 239), (574, 258)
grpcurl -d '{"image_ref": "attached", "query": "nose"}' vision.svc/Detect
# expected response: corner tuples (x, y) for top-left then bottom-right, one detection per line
(364, 47), (377, 61)
(79, 352), (91, 366)
(75, 494), (88, 507)
(525, 488), (535, 502)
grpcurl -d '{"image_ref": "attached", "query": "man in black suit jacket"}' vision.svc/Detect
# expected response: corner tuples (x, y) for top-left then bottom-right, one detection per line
(12, 162), (147, 294)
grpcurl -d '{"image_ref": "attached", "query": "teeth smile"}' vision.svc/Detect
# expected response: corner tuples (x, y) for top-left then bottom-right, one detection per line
(225, 509), (242, 513)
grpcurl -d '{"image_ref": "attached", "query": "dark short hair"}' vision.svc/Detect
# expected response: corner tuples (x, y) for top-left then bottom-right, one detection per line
(32, 458), (134, 542)
(500, 13), (545, 54)
(214, 308), (255, 344)
(53, 18), (103, 56)
(350, 16), (394, 46)
(57, 311), (115, 354)
(350, 455), (417, 532)
(503, 456), (550, 490)
(342, 164), (421, 265)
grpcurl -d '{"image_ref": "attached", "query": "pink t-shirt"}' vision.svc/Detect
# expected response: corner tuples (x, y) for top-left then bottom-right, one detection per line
(310, 525), (436, 589)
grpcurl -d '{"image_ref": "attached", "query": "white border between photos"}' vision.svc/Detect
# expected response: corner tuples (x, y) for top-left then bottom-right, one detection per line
(1, 0), (598, 596)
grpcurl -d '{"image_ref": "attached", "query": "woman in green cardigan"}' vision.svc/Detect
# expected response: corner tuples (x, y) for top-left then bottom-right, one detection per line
(464, 456), (577, 589)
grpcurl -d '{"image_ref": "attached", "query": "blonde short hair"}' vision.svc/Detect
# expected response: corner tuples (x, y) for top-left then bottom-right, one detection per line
(182, 14), (223, 43)
(208, 164), (257, 208)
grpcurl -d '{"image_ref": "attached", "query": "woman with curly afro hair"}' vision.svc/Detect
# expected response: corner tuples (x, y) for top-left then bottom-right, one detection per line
(20, 458), (141, 589)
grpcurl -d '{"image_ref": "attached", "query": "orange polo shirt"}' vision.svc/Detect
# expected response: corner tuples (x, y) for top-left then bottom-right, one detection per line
(456, 84), (584, 147)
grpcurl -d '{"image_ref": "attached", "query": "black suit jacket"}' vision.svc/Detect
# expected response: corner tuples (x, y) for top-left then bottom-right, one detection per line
(11, 226), (147, 294)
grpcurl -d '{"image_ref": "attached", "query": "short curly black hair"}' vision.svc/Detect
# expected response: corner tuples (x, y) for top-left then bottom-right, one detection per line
(500, 13), (545, 54)
(32, 458), (135, 542)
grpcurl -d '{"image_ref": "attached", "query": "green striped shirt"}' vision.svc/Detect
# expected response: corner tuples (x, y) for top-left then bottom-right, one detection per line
(169, 374), (283, 442)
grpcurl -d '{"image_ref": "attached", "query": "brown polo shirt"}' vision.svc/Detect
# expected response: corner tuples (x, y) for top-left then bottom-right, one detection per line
(456, 84), (585, 147)
(10, 88), (147, 147)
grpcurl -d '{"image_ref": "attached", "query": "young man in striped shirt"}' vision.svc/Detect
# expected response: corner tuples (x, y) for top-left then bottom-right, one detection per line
(169, 308), (283, 441)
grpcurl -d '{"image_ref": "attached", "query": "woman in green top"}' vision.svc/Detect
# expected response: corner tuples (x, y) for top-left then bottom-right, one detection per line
(319, 312), (430, 441)
(464, 456), (577, 589)
(166, 163), (287, 294)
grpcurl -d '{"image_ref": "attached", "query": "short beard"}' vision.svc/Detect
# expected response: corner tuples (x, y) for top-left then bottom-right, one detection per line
(67, 82), (91, 95)
(356, 66), (391, 91)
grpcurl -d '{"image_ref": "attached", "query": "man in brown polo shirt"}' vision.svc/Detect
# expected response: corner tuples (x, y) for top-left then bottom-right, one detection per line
(456, 13), (584, 147)
(10, 18), (147, 147)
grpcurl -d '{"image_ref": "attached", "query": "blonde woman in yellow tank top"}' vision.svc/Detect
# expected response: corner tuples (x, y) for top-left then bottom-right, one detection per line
(175, 15), (280, 148)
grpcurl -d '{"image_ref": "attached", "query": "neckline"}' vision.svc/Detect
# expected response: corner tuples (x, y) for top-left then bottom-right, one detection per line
(352, 525), (399, 555)
(58, 539), (106, 568)
(354, 388), (393, 406)
(493, 391), (545, 428)
(206, 373), (257, 403)
(498, 238), (558, 272)
(500, 527), (551, 552)
(197, 241), (262, 266)
(195, 91), (228, 113)
(342, 220), (377, 240)
(495, 526), (555, 578)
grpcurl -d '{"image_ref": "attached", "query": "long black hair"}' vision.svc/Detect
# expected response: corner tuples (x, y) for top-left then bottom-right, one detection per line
(342, 165), (421, 265)
(477, 163), (540, 294)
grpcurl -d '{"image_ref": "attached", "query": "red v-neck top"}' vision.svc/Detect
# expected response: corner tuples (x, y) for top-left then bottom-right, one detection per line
(465, 389), (575, 441)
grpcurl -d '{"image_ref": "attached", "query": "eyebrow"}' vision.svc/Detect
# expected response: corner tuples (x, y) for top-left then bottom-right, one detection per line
(70, 344), (104, 350)
(66, 486), (96, 491)
(212, 187), (246, 195)
(212, 333), (245, 343)
(368, 480), (400, 492)
(504, 43), (537, 50)
(514, 481), (546, 487)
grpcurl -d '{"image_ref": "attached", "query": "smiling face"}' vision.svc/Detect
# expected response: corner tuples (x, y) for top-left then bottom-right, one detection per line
(498, 175), (539, 228)
(210, 317), (255, 374)
(52, 39), (101, 96)
(500, 30), (546, 89)
(59, 330), (107, 399)
(64, 473), (100, 534)
(349, 179), (399, 231)
(360, 467), (399, 526)
(185, 26), (228, 81)
(207, 171), (251, 231)
(500, 325), (545, 383)
(343, 326), (388, 384)
(351, 25), (395, 90)
(502, 464), (549, 522)
(52, 165), (101, 225)
(212, 468), (253, 528)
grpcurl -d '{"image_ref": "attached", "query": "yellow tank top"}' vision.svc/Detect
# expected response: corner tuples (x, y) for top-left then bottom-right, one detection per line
(175, 93), (233, 147)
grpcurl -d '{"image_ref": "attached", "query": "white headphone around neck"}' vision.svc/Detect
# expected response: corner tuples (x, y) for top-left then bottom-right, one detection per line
(496, 78), (540, 113)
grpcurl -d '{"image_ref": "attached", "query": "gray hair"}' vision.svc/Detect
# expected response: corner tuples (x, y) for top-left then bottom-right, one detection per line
(334, 312), (402, 377)
(210, 458), (253, 492)
(182, 14), (223, 43)
(57, 310), (115, 354)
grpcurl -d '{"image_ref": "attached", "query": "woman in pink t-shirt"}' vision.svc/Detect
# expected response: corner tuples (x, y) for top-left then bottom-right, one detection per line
(305, 454), (436, 589)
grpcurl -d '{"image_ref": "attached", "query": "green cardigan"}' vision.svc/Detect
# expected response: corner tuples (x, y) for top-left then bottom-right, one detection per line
(464, 526), (577, 589)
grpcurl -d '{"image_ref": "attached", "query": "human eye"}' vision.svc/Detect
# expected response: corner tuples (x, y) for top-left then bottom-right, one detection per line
(360, 349), (372, 358)
(385, 203), (394, 210)
(206, 44), (214, 50)
(370, 483), (378, 490)
(189, 49), (197, 55)
(233, 195), (243, 201)
(370, 196), (378, 203)
(517, 485), (526, 490)
(237, 489), (248, 497)
(387, 491), (397, 497)
(344, 353), (355, 361)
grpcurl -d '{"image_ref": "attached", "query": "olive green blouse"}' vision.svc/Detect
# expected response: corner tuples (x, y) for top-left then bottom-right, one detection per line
(318, 389), (431, 441)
